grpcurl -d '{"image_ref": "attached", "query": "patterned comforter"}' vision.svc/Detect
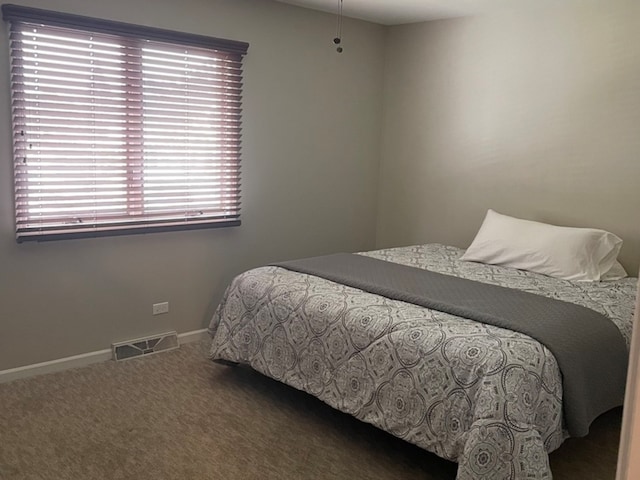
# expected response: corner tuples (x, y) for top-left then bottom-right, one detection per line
(208, 244), (637, 479)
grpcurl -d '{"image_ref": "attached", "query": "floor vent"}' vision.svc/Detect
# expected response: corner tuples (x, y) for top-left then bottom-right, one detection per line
(112, 332), (179, 361)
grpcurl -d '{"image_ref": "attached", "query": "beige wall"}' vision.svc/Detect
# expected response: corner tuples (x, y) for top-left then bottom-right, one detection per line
(377, 2), (640, 272)
(0, 0), (386, 370)
(3, 0), (639, 371)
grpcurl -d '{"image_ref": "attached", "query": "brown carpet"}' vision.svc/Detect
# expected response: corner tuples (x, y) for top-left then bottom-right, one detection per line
(0, 341), (621, 480)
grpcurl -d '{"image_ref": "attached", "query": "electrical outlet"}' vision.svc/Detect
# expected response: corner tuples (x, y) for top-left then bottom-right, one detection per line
(152, 302), (169, 315)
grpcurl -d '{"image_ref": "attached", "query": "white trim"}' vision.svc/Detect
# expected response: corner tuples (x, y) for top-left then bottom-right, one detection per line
(0, 348), (112, 384)
(0, 328), (210, 384)
(616, 277), (640, 480)
(178, 328), (209, 344)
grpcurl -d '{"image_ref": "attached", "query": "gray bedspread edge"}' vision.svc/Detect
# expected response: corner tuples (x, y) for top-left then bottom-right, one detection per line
(273, 252), (628, 437)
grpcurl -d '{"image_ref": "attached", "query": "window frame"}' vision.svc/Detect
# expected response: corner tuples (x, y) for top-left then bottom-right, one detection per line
(2, 4), (249, 242)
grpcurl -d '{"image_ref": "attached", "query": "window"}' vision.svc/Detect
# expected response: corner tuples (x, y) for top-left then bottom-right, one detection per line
(2, 5), (248, 241)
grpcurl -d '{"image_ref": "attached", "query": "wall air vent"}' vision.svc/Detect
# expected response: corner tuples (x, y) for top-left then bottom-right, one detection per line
(112, 331), (179, 361)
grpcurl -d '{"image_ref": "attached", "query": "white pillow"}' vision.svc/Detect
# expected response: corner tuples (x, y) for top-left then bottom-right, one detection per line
(460, 210), (623, 281)
(601, 261), (628, 281)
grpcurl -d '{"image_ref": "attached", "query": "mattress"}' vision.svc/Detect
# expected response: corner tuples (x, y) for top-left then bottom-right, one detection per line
(208, 244), (637, 479)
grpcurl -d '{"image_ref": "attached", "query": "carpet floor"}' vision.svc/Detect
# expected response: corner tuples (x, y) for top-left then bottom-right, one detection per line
(0, 341), (621, 480)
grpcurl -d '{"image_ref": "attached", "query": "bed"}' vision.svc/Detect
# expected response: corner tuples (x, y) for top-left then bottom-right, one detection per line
(208, 242), (637, 479)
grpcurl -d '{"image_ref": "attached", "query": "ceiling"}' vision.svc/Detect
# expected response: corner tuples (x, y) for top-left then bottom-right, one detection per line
(274, 0), (524, 25)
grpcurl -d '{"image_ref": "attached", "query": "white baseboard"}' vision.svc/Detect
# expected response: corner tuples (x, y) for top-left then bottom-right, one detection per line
(0, 348), (113, 384)
(0, 328), (210, 384)
(177, 328), (209, 344)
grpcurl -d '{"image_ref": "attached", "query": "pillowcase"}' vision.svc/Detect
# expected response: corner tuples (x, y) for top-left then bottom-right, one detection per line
(460, 209), (623, 281)
(601, 261), (628, 281)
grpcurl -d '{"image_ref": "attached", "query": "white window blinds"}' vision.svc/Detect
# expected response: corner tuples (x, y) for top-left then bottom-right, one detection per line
(2, 5), (248, 241)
